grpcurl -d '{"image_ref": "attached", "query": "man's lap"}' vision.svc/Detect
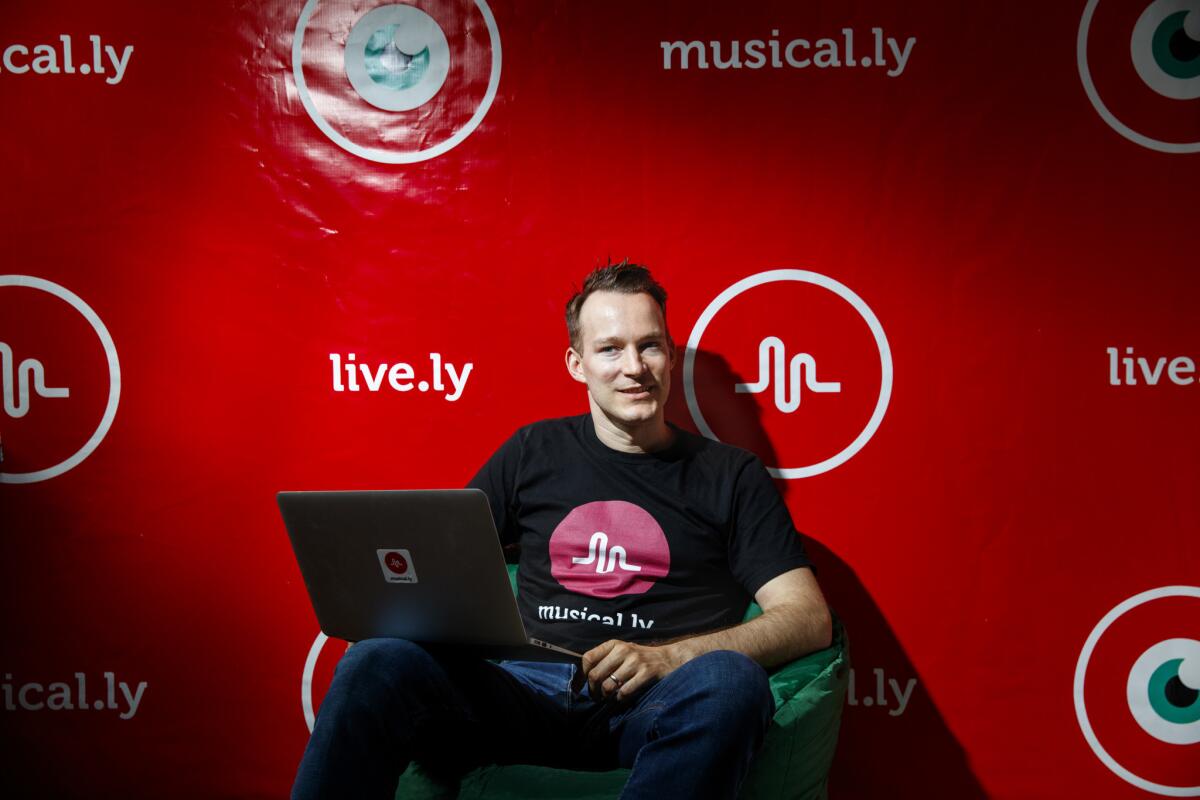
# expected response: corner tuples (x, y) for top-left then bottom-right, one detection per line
(298, 640), (775, 799)
(343, 640), (773, 774)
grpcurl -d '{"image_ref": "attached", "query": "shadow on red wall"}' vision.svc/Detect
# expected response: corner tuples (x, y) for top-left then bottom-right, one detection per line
(667, 348), (985, 798)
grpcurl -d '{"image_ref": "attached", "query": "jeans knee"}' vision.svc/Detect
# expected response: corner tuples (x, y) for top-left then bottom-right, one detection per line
(684, 650), (774, 731)
(332, 638), (433, 696)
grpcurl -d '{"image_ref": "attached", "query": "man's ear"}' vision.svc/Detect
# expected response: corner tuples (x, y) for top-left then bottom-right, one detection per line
(565, 347), (588, 384)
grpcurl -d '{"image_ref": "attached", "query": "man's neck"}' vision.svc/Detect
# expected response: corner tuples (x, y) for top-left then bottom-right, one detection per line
(588, 406), (675, 454)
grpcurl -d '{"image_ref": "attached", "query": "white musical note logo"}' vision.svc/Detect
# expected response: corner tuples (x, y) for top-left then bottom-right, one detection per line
(735, 336), (841, 413)
(572, 531), (643, 574)
(0, 342), (69, 419)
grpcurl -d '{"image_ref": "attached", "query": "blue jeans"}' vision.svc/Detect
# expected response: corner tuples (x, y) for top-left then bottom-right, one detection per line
(292, 639), (775, 800)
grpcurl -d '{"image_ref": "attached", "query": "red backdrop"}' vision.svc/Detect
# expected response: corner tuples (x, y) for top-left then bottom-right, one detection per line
(2, 0), (1198, 797)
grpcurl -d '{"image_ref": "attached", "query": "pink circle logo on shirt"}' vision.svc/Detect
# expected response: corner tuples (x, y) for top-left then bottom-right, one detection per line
(548, 501), (671, 598)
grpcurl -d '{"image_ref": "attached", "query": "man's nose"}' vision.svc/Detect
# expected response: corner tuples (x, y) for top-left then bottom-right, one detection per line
(620, 347), (645, 375)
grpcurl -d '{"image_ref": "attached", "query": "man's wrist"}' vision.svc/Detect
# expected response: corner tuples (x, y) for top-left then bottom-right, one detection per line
(661, 637), (701, 669)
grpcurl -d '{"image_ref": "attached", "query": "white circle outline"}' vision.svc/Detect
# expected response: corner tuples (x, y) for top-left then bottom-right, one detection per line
(292, 0), (502, 164)
(344, 4), (451, 112)
(0, 275), (121, 484)
(1078, 0), (1200, 154)
(683, 269), (893, 480)
(1074, 585), (1200, 796)
(301, 631), (328, 732)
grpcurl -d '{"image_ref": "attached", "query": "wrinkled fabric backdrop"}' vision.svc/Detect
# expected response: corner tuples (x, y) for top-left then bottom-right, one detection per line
(2, 0), (1198, 797)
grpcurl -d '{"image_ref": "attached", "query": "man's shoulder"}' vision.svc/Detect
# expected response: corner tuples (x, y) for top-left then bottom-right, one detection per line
(672, 425), (760, 472)
(515, 413), (586, 434)
(507, 414), (588, 445)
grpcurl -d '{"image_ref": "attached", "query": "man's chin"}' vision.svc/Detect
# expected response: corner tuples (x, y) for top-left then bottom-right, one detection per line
(611, 403), (662, 426)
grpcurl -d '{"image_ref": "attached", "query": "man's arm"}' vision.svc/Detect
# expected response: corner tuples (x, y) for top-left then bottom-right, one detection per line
(582, 567), (832, 700)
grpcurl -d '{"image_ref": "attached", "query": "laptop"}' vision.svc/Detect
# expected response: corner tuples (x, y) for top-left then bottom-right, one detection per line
(278, 489), (582, 663)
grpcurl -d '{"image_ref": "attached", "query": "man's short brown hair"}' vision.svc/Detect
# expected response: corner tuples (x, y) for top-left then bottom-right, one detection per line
(565, 260), (669, 352)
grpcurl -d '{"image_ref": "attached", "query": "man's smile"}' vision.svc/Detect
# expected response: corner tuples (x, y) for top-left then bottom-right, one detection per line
(618, 386), (656, 398)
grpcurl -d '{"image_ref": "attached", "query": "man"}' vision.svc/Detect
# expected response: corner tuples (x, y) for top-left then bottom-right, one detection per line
(293, 262), (832, 799)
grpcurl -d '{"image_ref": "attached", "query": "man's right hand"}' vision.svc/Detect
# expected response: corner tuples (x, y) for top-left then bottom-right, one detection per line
(581, 639), (687, 701)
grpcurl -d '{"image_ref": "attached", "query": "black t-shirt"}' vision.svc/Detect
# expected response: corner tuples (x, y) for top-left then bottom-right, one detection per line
(467, 414), (813, 654)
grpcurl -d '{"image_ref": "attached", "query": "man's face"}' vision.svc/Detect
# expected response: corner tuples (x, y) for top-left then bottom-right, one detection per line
(566, 290), (675, 428)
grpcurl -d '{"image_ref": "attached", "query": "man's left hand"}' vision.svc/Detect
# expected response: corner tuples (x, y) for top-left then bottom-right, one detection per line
(581, 639), (686, 700)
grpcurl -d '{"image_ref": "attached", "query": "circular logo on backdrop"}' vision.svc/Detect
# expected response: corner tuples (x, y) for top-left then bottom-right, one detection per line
(0, 275), (120, 484)
(1074, 586), (1200, 795)
(292, 0), (502, 163)
(345, 5), (451, 112)
(1079, 0), (1200, 153)
(548, 501), (671, 598)
(684, 270), (892, 480)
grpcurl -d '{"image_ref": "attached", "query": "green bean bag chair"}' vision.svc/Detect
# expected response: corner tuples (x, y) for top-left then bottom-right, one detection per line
(395, 566), (849, 800)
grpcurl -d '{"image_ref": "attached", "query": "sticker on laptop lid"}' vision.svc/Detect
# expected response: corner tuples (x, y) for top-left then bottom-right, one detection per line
(376, 549), (418, 583)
